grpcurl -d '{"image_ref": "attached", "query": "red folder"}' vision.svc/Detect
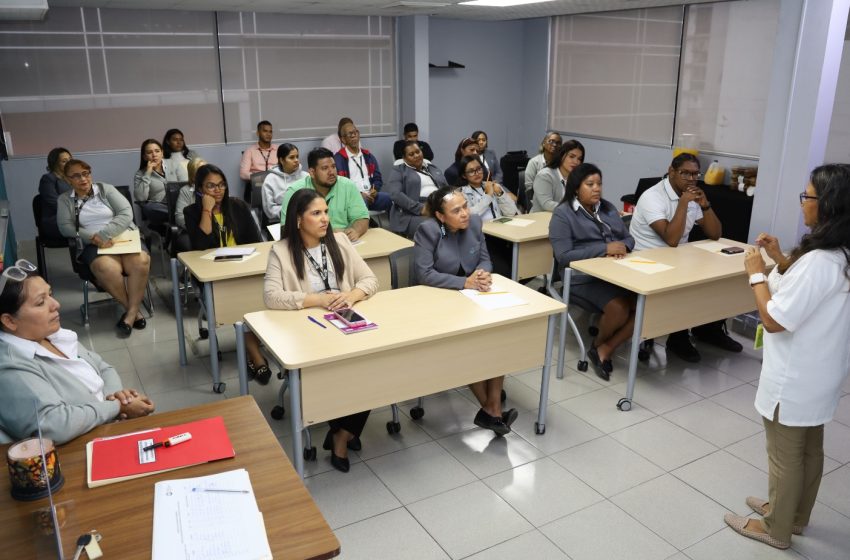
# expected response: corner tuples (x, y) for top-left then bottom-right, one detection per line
(86, 416), (235, 487)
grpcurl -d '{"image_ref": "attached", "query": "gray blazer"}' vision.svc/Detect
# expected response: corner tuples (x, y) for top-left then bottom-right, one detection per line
(414, 214), (491, 289)
(57, 183), (134, 245)
(0, 337), (122, 444)
(480, 149), (503, 184)
(531, 167), (564, 212)
(385, 162), (448, 235)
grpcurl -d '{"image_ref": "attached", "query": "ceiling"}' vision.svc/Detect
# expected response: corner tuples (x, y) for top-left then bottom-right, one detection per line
(42, 0), (721, 21)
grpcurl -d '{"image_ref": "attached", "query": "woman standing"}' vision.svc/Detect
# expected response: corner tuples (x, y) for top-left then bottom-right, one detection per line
(524, 132), (562, 198)
(531, 140), (584, 212)
(264, 188), (378, 472)
(262, 143), (307, 222)
(724, 164), (850, 549)
(38, 147), (73, 242)
(385, 141), (449, 238)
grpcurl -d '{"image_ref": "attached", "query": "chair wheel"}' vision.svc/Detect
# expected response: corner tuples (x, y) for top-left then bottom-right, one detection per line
(386, 421), (401, 434)
(270, 405), (285, 420)
(535, 422), (545, 435)
(577, 360), (588, 372)
(409, 406), (425, 420)
(199, 327), (209, 339)
(213, 382), (226, 394)
(588, 326), (599, 337)
(303, 446), (317, 461)
(278, 368), (288, 380)
(617, 398), (632, 412)
(501, 389), (507, 402)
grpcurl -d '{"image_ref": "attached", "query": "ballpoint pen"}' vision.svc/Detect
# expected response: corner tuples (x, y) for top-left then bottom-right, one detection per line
(308, 316), (327, 329)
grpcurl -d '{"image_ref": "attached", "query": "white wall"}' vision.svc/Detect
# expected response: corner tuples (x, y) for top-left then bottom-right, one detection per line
(826, 39), (850, 162)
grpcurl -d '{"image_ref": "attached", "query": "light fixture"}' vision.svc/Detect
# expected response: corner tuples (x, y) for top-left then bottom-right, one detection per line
(459, 0), (557, 6)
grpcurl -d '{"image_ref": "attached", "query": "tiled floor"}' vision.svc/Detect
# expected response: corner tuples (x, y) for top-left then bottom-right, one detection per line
(28, 243), (850, 560)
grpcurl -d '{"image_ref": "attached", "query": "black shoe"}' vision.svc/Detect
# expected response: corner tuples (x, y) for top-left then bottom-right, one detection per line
(347, 436), (362, 451)
(322, 429), (335, 451)
(115, 319), (132, 338)
(474, 408), (510, 436)
(330, 452), (350, 473)
(132, 317), (146, 329)
(254, 364), (272, 385)
(501, 408), (518, 428)
(667, 337), (701, 363)
(246, 361), (258, 382)
(588, 346), (610, 381)
(694, 323), (744, 353)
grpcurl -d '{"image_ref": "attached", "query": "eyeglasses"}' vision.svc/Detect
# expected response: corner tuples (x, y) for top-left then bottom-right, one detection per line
(466, 167), (484, 176)
(203, 182), (227, 191)
(67, 171), (92, 181)
(0, 259), (37, 295)
(342, 129), (360, 138)
(546, 139), (562, 146)
(799, 193), (818, 204)
(677, 170), (702, 180)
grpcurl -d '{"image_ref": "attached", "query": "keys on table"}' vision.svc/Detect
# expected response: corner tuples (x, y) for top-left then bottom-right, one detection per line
(72, 531), (103, 560)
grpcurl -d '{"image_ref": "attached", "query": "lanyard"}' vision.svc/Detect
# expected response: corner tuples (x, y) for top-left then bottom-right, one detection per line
(212, 212), (228, 247)
(303, 241), (332, 291)
(578, 205), (614, 242)
(259, 148), (272, 170)
(73, 187), (95, 235)
(471, 185), (497, 219)
(415, 165), (435, 182)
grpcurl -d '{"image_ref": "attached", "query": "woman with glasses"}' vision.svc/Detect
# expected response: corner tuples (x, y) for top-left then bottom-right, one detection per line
(524, 132), (562, 198)
(162, 128), (200, 183)
(38, 147), (73, 242)
(264, 188), (378, 472)
(724, 165), (850, 550)
(531, 140), (585, 212)
(57, 159), (152, 338)
(183, 164), (272, 384)
(386, 140), (449, 238)
(549, 163), (636, 381)
(413, 185), (517, 436)
(0, 262), (154, 444)
(443, 138), (481, 187)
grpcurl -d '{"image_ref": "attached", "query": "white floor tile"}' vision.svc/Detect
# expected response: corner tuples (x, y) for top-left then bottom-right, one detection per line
(611, 417), (717, 471)
(609, 375), (703, 415)
(515, 368), (603, 403)
(663, 400), (763, 448)
(462, 530), (569, 560)
(673, 450), (768, 515)
(684, 527), (807, 560)
(540, 500), (677, 560)
(407, 481), (532, 560)
(351, 407), (434, 461)
(817, 465), (850, 518)
(823, 420), (850, 464)
(367, 442), (476, 505)
(437, 430), (544, 479)
(278, 432), (364, 479)
(559, 388), (656, 434)
(651, 365), (745, 398)
(789, 503), (850, 560)
(710, 383), (764, 424)
(510, 405), (604, 455)
(147, 382), (225, 413)
(833, 394), (850, 428)
(551, 436), (665, 497)
(334, 508), (449, 560)
(699, 347), (764, 384)
(303, 462), (401, 529)
(458, 375), (550, 413)
(483, 457), (603, 527)
(403, 391), (481, 440)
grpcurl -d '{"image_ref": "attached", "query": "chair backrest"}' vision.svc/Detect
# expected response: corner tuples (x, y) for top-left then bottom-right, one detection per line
(165, 181), (188, 226)
(32, 194), (44, 231)
(389, 247), (416, 290)
(249, 171), (271, 211)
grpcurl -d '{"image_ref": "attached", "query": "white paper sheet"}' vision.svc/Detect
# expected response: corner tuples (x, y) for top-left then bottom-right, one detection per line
(613, 258), (674, 274)
(460, 284), (527, 310)
(501, 218), (534, 227)
(200, 251), (262, 262)
(266, 224), (281, 241)
(213, 247), (256, 257)
(98, 229), (142, 255)
(692, 240), (742, 255)
(152, 469), (272, 560)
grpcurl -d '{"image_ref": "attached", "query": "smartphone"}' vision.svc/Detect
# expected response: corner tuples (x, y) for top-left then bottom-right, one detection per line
(334, 308), (367, 328)
(214, 255), (243, 262)
(720, 246), (745, 255)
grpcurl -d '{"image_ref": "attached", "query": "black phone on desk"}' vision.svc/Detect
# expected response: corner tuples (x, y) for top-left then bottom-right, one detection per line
(720, 246), (745, 255)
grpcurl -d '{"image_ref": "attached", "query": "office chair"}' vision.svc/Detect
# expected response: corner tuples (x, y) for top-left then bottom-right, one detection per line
(32, 194), (68, 283)
(249, 171), (272, 239)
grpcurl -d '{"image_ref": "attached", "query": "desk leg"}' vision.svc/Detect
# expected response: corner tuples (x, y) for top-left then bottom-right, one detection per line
(618, 294), (646, 412)
(511, 242), (519, 281)
(171, 258), (187, 367)
(535, 314), (557, 435)
(556, 268), (571, 380)
(204, 282), (224, 394)
(234, 322), (249, 396)
(289, 368), (305, 478)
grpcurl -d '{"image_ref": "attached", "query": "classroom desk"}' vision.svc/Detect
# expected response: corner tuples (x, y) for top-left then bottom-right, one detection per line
(171, 228), (413, 393)
(0, 397), (340, 560)
(570, 239), (765, 411)
(482, 212), (552, 281)
(236, 276), (565, 477)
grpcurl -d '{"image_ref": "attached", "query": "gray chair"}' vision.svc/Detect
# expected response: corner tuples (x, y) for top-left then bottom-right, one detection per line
(249, 170), (273, 239)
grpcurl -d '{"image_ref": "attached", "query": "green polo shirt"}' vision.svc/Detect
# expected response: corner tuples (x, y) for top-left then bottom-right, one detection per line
(280, 175), (370, 230)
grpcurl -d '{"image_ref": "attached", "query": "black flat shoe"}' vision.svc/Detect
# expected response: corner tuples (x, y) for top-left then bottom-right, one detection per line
(115, 319), (132, 338)
(474, 408), (510, 436)
(588, 346), (609, 382)
(132, 317), (146, 329)
(501, 408), (518, 428)
(254, 365), (271, 386)
(330, 452), (350, 473)
(347, 436), (362, 451)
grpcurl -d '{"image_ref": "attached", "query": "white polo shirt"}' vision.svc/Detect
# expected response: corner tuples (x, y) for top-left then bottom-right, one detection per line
(755, 249), (850, 426)
(630, 178), (703, 250)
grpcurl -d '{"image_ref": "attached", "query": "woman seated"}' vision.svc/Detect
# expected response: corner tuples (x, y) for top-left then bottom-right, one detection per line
(183, 164), (273, 385)
(413, 186), (517, 436)
(444, 138), (480, 187)
(525, 132), (563, 199)
(133, 138), (171, 228)
(57, 159), (152, 338)
(264, 189), (379, 473)
(549, 163), (636, 381)
(0, 265), (154, 445)
(531, 139), (585, 212)
(262, 143), (307, 222)
(37, 147), (73, 242)
(471, 130), (503, 184)
(162, 128), (201, 183)
(386, 140), (449, 238)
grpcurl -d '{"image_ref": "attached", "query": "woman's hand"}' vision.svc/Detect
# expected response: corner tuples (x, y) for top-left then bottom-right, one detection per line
(90, 234), (113, 249)
(744, 246), (766, 275)
(755, 233), (784, 265)
(201, 193), (217, 213)
(605, 241), (628, 258)
(145, 159), (158, 175)
(107, 389), (140, 406)
(117, 392), (155, 419)
(464, 269), (492, 291)
(482, 181), (495, 196)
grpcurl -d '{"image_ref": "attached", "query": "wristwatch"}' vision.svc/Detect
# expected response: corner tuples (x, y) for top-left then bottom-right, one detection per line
(749, 272), (766, 286)
(701, 203), (712, 211)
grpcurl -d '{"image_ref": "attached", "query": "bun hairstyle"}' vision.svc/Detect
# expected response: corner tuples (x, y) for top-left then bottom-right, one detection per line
(424, 185), (460, 218)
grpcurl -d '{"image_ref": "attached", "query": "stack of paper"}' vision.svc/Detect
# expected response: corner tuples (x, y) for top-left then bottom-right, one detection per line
(152, 469), (272, 560)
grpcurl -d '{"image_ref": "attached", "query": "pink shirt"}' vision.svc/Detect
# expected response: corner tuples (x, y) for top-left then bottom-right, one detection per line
(240, 143), (279, 180)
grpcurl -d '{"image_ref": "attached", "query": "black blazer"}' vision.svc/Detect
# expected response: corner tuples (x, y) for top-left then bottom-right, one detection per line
(183, 198), (262, 250)
(38, 172), (72, 241)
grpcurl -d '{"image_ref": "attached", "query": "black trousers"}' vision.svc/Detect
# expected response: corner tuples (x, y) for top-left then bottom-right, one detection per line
(328, 410), (370, 437)
(667, 320), (726, 343)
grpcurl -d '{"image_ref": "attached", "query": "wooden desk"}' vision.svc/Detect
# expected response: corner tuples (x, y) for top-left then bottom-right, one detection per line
(0, 397), (339, 560)
(171, 229), (414, 393)
(236, 276), (565, 477)
(570, 239), (765, 411)
(482, 212), (552, 281)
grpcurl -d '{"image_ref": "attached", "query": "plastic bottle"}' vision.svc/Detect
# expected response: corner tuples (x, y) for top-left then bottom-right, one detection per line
(704, 160), (725, 185)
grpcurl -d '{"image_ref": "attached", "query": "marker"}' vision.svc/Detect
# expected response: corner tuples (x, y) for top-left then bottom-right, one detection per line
(308, 316), (327, 329)
(142, 432), (192, 452)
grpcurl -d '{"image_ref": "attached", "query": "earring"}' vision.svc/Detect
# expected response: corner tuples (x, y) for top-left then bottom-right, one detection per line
(297, 220), (301, 229)
(439, 222), (446, 237)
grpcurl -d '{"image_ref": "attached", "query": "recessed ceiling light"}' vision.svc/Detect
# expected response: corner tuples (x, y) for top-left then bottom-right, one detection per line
(459, 0), (557, 6)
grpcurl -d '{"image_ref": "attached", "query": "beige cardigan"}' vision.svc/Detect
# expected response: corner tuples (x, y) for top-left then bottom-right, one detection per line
(264, 232), (379, 310)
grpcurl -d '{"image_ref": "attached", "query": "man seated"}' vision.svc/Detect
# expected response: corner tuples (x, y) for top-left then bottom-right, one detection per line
(239, 120), (278, 201)
(393, 122), (434, 162)
(334, 120), (392, 213)
(280, 148), (370, 242)
(321, 117), (351, 155)
(629, 153), (743, 362)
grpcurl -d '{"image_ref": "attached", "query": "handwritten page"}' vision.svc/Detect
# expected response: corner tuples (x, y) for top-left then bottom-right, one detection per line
(460, 283), (527, 310)
(98, 229), (142, 255)
(613, 258), (674, 275)
(152, 469), (272, 560)
(502, 218), (534, 227)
